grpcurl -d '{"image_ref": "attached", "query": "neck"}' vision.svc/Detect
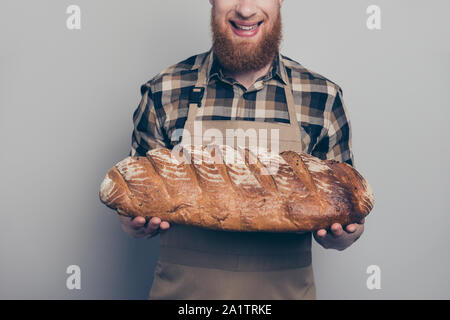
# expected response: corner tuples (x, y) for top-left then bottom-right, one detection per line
(223, 61), (273, 90)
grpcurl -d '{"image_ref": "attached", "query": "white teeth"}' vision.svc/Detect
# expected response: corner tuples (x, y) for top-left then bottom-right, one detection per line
(235, 24), (258, 31)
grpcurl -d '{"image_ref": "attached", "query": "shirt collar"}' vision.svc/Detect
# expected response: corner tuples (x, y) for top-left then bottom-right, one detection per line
(205, 47), (288, 86)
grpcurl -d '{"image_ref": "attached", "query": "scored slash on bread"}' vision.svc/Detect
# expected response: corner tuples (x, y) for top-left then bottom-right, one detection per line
(99, 145), (374, 232)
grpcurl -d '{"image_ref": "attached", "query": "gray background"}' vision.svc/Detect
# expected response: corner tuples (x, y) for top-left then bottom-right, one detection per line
(0, 0), (449, 299)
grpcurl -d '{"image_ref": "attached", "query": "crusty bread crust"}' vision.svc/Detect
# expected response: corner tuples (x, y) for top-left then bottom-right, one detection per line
(99, 145), (374, 232)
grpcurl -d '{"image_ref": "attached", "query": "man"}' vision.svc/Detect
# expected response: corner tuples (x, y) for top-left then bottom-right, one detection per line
(119, 0), (365, 299)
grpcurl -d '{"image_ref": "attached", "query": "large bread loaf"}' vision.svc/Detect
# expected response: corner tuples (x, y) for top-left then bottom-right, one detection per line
(99, 145), (374, 232)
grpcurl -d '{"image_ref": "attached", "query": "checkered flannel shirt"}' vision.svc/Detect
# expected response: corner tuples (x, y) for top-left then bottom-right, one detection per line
(130, 47), (355, 166)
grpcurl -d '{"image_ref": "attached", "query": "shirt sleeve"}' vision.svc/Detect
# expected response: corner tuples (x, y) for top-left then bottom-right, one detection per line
(129, 84), (167, 157)
(311, 86), (355, 167)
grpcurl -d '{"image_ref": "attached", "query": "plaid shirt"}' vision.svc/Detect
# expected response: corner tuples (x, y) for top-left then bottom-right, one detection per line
(130, 48), (354, 166)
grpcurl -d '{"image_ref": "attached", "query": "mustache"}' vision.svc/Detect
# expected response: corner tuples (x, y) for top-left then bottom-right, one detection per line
(227, 16), (265, 23)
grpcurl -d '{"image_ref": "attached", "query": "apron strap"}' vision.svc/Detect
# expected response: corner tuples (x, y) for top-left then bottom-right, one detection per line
(185, 58), (210, 126)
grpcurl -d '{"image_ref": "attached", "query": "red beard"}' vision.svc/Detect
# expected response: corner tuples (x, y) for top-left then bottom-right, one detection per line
(210, 8), (282, 73)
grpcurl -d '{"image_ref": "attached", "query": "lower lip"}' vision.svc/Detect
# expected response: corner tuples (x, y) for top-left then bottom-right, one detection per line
(230, 22), (261, 38)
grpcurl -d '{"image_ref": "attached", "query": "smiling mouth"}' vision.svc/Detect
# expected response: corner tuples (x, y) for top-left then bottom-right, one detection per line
(229, 20), (263, 31)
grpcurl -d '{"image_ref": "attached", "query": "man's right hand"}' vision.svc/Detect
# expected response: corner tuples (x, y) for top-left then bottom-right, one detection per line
(117, 210), (170, 239)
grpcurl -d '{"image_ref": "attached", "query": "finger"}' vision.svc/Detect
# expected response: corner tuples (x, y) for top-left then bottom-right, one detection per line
(330, 223), (343, 236)
(160, 221), (170, 230)
(144, 223), (159, 234)
(148, 217), (162, 230)
(144, 217), (162, 233)
(150, 217), (161, 225)
(316, 229), (327, 238)
(144, 223), (162, 238)
(346, 224), (357, 233)
(130, 216), (146, 228)
(118, 215), (145, 230)
(122, 224), (145, 237)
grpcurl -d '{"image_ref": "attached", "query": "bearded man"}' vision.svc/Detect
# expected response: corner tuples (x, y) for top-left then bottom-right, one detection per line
(120, 0), (365, 299)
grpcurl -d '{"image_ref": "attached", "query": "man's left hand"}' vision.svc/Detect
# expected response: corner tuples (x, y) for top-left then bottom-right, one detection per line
(313, 218), (365, 251)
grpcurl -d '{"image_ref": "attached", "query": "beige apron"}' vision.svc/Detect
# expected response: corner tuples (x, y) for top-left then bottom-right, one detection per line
(149, 59), (316, 300)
